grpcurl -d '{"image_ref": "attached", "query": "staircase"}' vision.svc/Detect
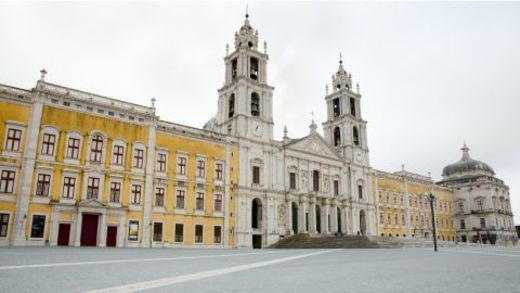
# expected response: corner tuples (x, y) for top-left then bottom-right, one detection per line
(269, 234), (404, 249)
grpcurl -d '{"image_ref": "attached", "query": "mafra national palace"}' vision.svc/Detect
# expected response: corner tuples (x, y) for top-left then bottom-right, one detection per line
(0, 14), (517, 248)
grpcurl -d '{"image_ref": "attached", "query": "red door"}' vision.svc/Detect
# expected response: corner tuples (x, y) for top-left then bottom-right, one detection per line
(106, 226), (117, 247)
(80, 214), (99, 246)
(57, 224), (71, 246)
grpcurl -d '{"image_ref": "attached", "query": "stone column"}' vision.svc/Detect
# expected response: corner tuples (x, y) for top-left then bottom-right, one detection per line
(11, 97), (44, 246)
(141, 123), (157, 248)
(118, 213), (125, 248)
(299, 200), (306, 233)
(98, 212), (107, 247)
(49, 208), (59, 246)
(286, 200), (292, 234)
(310, 201), (316, 233)
(74, 212), (83, 247)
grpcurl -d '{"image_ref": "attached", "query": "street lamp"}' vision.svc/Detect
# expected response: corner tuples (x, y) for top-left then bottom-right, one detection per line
(428, 193), (438, 252)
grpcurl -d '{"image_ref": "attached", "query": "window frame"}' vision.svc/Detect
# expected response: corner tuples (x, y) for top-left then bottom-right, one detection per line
(112, 142), (126, 167)
(213, 225), (222, 244)
(194, 224), (204, 244)
(130, 184), (142, 205)
(0, 169), (16, 194)
(29, 214), (47, 239)
(174, 223), (184, 243)
(195, 191), (205, 211)
(214, 193), (223, 212)
(155, 186), (165, 207)
(156, 152), (168, 173)
(64, 131), (82, 163)
(177, 155), (187, 176)
(35, 173), (51, 197)
(176, 188), (186, 209)
(0, 212), (10, 238)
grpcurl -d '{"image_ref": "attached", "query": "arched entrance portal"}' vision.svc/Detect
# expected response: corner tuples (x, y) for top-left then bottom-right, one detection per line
(316, 205), (321, 233)
(291, 202), (298, 234)
(359, 210), (366, 236)
(251, 198), (262, 249)
(337, 207), (341, 233)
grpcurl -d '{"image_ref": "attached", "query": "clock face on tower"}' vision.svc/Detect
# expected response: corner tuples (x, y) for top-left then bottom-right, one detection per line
(252, 119), (263, 137)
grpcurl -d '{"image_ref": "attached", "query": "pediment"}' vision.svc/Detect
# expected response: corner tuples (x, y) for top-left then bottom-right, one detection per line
(79, 198), (106, 207)
(287, 134), (342, 160)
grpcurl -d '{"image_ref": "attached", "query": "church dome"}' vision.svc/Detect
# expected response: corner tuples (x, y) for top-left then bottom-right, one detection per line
(442, 143), (495, 177)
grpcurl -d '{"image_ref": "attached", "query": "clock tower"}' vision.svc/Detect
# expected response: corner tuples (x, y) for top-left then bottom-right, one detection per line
(215, 13), (274, 142)
(322, 58), (369, 167)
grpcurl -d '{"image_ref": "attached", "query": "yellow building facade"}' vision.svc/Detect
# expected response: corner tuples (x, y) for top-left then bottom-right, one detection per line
(0, 77), (238, 248)
(373, 169), (456, 242)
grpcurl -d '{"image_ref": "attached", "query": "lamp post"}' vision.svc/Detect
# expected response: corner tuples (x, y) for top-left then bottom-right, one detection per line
(428, 193), (438, 252)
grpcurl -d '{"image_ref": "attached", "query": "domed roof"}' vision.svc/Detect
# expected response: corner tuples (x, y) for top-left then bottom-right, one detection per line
(442, 143), (495, 177)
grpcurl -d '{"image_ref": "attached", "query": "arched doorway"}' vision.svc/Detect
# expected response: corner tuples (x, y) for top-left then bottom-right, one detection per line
(291, 202), (298, 234)
(359, 210), (366, 236)
(316, 205), (321, 233)
(252, 198), (262, 229)
(251, 198), (262, 249)
(337, 207), (342, 233)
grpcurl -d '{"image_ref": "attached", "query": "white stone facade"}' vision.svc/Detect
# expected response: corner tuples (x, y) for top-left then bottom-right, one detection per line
(438, 144), (517, 244)
(206, 15), (377, 248)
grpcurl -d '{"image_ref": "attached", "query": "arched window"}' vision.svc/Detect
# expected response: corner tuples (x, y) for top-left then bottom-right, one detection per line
(228, 94), (235, 118)
(251, 93), (260, 116)
(250, 57), (259, 80)
(333, 127), (341, 146)
(353, 126), (360, 146)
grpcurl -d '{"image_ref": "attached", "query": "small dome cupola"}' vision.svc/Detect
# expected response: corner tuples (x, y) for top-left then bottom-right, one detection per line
(332, 53), (353, 91)
(234, 13), (259, 50)
(441, 142), (495, 177)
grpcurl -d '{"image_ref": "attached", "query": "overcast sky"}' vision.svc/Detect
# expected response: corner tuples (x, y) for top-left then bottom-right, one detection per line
(1, 1), (519, 224)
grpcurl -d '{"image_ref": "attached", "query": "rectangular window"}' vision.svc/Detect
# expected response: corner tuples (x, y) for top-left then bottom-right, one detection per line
(109, 182), (121, 203)
(459, 219), (465, 229)
(250, 57), (259, 80)
(66, 138), (80, 159)
(401, 214), (405, 226)
(62, 177), (76, 199)
(5, 128), (22, 152)
(41, 133), (56, 155)
(155, 187), (165, 207)
(176, 189), (185, 209)
(174, 223), (184, 242)
(214, 194), (223, 212)
(0, 213), (9, 237)
(30, 215), (46, 238)
(215, 163), (223, 180)
(131, 184), (142, 204)
(128, 220), (139, 241)
(214, 226), (222, 244)
(157, 153), (167, 172)
(133, 149), (144, 168)
(86, 177), (100, 200)
(289, 172), (296, 189)
(197, 160), (205, 178)
(333, 180), (339, 196)
(195, 225), (203, 243)
(333, 98), (341, 117)
(252, 166), (260, 184)
(379, 212), (384, 225)
(35, 174), (51, 197)
(153, 222), (163, 242)
(312, 170), (320, 192)
(178, 157), (187, 175)
(196, 192), (204, 211)
(90, 135), (104, 162)
(358, 185), (363, 199)
(0, 170), (16, 193)
(480, 218), (486, 229)
(113, 145), (124, 165)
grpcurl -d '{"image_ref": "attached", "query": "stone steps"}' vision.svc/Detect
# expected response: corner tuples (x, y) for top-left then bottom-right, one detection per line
(269, 234), (404, 249)
(269, 234), (460, 249)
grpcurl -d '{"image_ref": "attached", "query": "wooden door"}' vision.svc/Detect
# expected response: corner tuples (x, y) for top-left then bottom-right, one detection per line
(57, 224), (71, 246)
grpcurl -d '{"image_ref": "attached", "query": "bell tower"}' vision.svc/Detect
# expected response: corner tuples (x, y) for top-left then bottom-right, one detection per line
(216, 13), (274, 142)
(322, 56), (369, 166)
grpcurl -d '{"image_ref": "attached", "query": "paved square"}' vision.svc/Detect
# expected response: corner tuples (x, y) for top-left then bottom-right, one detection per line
(1, 247), (519, 292)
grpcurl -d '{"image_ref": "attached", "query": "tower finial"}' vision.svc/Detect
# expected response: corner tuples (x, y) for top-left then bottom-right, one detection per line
(245, 4), (249, 18)
(339, 52), (343, 64)
(461, 141), (470, 160)
(40, 68), (47, 81)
